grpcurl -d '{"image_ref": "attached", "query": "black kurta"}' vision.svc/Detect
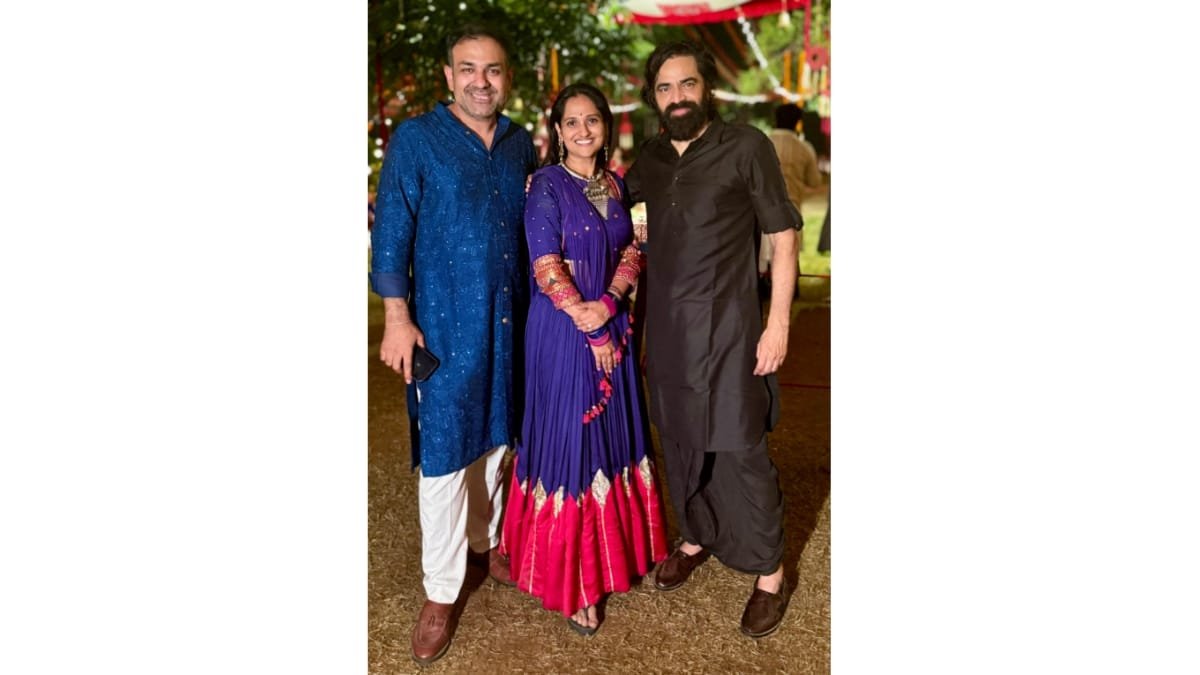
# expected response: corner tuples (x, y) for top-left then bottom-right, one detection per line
(626, 118), (801, 454)
(626, 117), (801, 573)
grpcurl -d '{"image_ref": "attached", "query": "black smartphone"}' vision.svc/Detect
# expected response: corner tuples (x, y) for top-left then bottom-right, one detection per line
(411, 344), (440, 382)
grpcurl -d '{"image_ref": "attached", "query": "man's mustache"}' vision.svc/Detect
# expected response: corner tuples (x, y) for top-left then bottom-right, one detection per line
(665, 101), (701, 115)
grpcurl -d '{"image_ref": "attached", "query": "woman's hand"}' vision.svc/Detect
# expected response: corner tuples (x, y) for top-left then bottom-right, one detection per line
(590, 340), (617, 376)
(571, 300), (611, 333)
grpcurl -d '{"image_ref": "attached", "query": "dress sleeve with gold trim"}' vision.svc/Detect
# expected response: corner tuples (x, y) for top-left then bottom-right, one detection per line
(533, 254), (583, 309)
(611, 243), (645, 289)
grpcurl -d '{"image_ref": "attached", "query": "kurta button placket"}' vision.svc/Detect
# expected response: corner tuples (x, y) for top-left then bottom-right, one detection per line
(369, 102), (534, 478)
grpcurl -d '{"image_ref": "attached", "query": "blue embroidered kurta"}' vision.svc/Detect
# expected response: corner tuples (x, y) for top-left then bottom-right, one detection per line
(370, 102), (535, 477)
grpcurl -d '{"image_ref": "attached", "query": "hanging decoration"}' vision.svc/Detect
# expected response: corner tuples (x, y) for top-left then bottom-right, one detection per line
(806, 45), (829, 70)
(624, 0), (808, 25)
(735, 8), (802, 103)
(618, 112), (634, 150)
(799, 54), (812, 98)
(782, 50), (792, 91)
(550, 47), (560, 94)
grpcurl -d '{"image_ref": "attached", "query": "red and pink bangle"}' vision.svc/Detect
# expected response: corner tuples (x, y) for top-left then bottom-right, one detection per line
(599, 293), (618, 319)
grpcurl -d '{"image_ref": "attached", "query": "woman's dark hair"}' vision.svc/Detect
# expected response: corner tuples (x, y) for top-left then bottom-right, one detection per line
(545, 83), (614, 169)
(640, 41), (719, 110)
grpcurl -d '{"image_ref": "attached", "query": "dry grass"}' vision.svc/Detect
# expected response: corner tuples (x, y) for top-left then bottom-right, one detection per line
(368, 298), (830, 674)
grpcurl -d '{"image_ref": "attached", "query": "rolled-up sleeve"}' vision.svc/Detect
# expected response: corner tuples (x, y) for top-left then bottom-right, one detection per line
(747, 134), (802, 235)
(369, 127), (420, 298)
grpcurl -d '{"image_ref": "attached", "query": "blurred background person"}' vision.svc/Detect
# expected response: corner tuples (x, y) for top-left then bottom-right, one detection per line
(759, 103), (822, 297)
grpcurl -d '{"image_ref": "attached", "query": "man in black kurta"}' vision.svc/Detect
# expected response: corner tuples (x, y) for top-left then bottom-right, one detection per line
(625, 41), (801, 639)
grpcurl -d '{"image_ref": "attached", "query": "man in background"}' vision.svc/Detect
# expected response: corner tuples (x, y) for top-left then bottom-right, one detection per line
(760, 102), (822, 295)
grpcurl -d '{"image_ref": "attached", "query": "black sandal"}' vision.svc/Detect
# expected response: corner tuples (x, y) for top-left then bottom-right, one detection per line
(567, 607), (599, 637)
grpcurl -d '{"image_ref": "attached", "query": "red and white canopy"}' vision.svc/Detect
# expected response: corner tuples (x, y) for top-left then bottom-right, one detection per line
(622, 0), (808, 25)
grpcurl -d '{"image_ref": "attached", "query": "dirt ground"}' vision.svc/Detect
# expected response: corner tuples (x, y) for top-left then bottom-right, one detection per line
(368, 296), (830, 674)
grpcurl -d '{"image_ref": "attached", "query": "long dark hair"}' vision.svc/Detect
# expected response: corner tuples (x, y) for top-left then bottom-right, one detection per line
(544, 83), (614, 169)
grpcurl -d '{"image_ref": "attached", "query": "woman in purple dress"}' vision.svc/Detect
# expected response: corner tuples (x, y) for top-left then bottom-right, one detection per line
(500, 83), (668, 636)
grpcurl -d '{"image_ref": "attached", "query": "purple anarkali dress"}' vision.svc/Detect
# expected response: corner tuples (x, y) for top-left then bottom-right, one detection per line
(500, 164), (668, 617)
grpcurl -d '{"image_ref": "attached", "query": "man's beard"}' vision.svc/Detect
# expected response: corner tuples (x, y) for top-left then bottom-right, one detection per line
(457, 84), (502, 120)
(659, 99), (715, 141)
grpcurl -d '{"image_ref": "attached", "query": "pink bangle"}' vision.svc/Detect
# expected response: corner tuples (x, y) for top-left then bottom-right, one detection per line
(599, 294), (617, 318)
(586, 331), (611, 347)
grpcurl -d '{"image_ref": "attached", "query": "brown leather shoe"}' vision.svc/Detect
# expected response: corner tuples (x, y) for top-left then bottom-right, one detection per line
(653, 546), (711, 591)
(487, 548), (515, 587)
(411, 600), (455, 666)
(740, 576), (790, 638)
(469, 547), (516, 587)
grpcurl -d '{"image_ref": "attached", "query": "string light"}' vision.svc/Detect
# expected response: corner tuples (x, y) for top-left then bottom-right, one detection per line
(603, 90), (797, 111)
(737, 11), (802, 103)
(713, 90), (770, 103)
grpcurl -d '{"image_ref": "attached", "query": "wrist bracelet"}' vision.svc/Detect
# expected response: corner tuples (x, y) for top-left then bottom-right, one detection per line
(386, 320), (412, 326)
(599, 293), (618, 318)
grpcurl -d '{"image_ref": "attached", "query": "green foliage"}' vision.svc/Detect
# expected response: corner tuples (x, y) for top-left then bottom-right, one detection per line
(799, 199), (830, 278)
(810, 0), (831, 47)
(756, 15), (798, 55)
(367, 1), (832, 182)
(369, 0), (636, 125)
(368, 0), (654, 186)
(737, 68), (771, 97)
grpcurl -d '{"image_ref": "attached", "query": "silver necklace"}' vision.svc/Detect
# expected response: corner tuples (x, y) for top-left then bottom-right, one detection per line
(560, 162), (610, 217)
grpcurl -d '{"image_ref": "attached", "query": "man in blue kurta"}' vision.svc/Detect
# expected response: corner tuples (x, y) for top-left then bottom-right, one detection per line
(369, 23), (535, 666)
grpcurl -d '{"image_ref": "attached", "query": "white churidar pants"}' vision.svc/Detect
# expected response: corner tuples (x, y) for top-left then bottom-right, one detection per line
(417, 445), (507, 603)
